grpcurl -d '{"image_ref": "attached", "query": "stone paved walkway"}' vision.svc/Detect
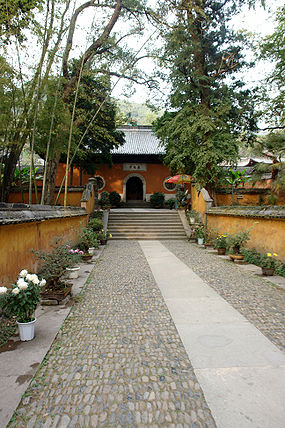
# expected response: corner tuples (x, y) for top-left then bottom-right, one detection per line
(9, 241), (216, 427)
(163, 241), (285, 352)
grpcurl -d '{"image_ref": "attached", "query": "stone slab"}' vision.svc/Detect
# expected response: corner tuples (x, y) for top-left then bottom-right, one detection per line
(139, 240), (285, 428)
(195, 366), (285, 428)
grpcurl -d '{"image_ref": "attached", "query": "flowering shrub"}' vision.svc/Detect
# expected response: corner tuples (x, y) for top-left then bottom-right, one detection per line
(192, 225), (205, 239)
(97, 230), (112, 241)
(0, 271), (46, 323)
(259, 252), (279, 269)
(213, 235), (228, 249)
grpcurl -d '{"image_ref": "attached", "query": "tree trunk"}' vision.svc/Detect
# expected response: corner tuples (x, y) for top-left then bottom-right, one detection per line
(44, 152), (61, 205)
(1, 145), (23, 202)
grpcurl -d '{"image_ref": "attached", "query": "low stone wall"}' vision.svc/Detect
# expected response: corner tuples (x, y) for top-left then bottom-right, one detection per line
(0, 204), (88, 286)
(207, 206), (285, 261)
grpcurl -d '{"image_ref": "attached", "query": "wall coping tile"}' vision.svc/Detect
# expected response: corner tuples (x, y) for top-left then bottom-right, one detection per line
(0, 203), (87, 225)
(207, 205), (285, 219)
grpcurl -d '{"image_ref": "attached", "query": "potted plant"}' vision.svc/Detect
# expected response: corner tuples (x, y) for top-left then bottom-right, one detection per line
(213, 234), (228, 255)
(66, 248), (84, 278)
(33, 240), (82, 302)
(193, 225), (205, 245)
(227, 230), (251, 260)
(99, 191), (111, 210)
(77, 227), (99, 260)
(97, 229), (112, 245)
(0, 270), (46, 341)
(259, 252), (278, 276)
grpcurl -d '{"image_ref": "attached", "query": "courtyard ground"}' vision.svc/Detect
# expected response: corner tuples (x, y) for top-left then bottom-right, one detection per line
(1, 240), (285, 427)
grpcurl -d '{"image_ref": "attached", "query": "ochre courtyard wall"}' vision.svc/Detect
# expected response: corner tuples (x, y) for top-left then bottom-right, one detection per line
(8, 189), (83, 206)
(0, 208), (87, 286)
(207, 208), (285, 261)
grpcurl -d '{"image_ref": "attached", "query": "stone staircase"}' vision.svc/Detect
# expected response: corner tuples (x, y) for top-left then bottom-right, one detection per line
(108, 210), (187, 240)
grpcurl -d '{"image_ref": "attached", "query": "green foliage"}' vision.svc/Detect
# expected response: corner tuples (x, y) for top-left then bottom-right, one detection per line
(0, 271), (44, 323)
(165, 198), (176, 209)
(213, 234), (229, 250)
(258, 5), (285, 125)
(227, 230), (251, 253)
(77, 228), (99, 253)
(150, 192), (165, 208)
(0, 0), (42, 42)
(88, 218), (104, 233)
(154, 0), (258, 189)
(89, 210), (104, 220)
(116, 100), (163, 126)
(276, 262), (285, 278)
(192, 225), (205, 239)
(241, 248), (262, 265)
(33, 240), (80, 290)
(109, 191), (121, 207)
(99, 191), (110, 209)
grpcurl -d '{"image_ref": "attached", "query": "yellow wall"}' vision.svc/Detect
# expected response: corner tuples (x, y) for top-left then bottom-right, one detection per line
(191, 186), (211, 221)
(0, 215), (87, 286)
(207, 214), (285, 261)
(8, 190), (83, 207)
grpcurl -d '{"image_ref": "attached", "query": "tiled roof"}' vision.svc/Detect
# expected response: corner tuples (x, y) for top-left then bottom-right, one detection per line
(112, 126), (165, 155)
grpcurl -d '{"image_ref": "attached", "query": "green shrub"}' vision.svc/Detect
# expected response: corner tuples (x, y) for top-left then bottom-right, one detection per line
(33, 240), (81, 290)
(77, 227), (99, 252)
(88, 218), (104, 232)
(99, 191), (110, 209)
(276, 262), (285, 278)
(89, 210), (103, 220)
(165, 198), (176, 209)
(109, 191), (121, 207)
(241, 248), (262, 265)
(150, 192), (165, 208)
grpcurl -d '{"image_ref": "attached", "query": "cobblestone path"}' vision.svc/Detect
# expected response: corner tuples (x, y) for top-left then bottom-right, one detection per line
(163, 241), (285, 353)
(9, 241), (216, 428)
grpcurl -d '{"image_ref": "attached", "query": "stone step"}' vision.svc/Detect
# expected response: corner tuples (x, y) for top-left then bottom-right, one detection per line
(108, 211), (186, 240)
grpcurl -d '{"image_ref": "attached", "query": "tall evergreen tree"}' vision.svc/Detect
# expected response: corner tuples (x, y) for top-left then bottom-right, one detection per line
(154, 0), (258, 193)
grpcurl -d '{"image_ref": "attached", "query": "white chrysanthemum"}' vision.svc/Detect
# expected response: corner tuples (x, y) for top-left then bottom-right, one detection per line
(0, 286), (7, 294)
(17, 278), (26, 287)
(26, 274), (33, 282)
(12, 288), (20, 295)
(39, 279), (46, 287)
(32, 276), (39, 285)
(19, 269), (28, 278)
(18, 282), (28, 290)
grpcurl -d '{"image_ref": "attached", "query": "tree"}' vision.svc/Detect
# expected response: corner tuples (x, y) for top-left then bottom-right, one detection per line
(258, 5), (285, 128)
(226, 168), (247, 205)
(0, 0), (42, 42)
(153, 0), (258, 195)
(0, 0), (154, 202)
(250, 131), (285, 202)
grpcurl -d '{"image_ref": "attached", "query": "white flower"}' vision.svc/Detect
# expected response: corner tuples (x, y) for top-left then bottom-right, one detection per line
(26, 274), (33, 282)
(19, 269), (28, 278)
(32, 275), (39, 285)
(0, 287), (7, 294)
(12, 288), (20, 295)
(18, 281), (28, 290)
(17, 278), (27, 287)
(39, 279), (46, 287)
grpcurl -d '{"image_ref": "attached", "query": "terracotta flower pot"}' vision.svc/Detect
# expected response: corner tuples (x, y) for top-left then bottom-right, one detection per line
(261, 267), (274, 276)
(217, 248), (226, 255)
(82, 254), (93, 262)
(229, 254), (244, 261)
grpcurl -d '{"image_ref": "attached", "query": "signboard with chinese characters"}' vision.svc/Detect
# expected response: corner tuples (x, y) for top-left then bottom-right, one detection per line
(123, 163), (147, 171)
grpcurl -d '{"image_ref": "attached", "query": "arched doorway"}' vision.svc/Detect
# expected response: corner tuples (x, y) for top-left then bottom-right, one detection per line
(126, 176), (143, 201)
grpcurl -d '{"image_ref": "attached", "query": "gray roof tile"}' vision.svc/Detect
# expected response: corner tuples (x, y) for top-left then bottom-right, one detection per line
(112, 126), (165, 155)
